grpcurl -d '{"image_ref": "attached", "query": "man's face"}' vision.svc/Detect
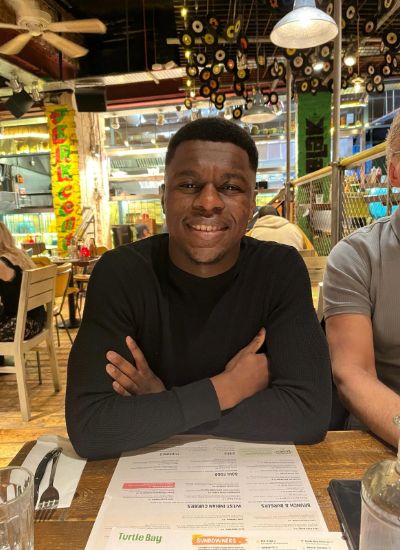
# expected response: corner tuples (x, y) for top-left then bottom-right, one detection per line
(163, 140), (256, 277)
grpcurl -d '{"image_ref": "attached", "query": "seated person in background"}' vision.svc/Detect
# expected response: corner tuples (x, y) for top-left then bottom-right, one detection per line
(135, 223), (151, 240)
(0, 223), (46, 355)
(66, 117), (332, 459)
(247, 205), (313, 251)
(323, 113), (400, 448)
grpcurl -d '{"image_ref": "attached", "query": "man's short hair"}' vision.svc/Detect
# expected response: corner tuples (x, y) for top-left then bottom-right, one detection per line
(386, 112), (400, 167)
(166, 117), (258, 172)
(258, 205), (279, 218)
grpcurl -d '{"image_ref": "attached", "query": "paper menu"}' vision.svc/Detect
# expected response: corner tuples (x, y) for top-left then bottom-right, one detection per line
(105, 529), (347, 550)
(85, 436), (327, 549)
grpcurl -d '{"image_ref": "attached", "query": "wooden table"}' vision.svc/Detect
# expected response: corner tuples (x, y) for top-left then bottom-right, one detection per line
(9, 431), (395, 550)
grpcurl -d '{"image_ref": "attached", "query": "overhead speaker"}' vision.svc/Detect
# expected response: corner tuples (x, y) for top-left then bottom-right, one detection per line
(4, 90), (34, 119)
(75, 86), (107, 112)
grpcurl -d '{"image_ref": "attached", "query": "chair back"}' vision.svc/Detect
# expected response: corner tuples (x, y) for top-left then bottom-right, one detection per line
(32, 256), (51, 267)
(303, 256), (328, 285)
(96, 246), (108, 256)
(13, 265), (57, 346)
(55, 263), (72, 306)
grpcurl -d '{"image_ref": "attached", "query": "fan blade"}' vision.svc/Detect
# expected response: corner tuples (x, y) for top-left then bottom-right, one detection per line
(0, 32), (32, 55)
(47, 19), (106, 34)
(0, 24), (23, 29)
(5, 0), (42, 18)
(42, 32), (88, 58)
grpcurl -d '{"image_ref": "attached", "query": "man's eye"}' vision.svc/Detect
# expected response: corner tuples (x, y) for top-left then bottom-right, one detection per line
(179, 182), (198, 190)
(220, 184), (241, 192)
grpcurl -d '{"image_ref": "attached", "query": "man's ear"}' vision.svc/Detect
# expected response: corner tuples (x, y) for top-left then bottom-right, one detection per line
(389, 161), (400, 186)
(160, 183), (166, 213)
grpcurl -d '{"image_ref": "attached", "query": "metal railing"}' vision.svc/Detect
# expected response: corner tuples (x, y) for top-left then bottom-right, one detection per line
(291, 142), (398, 255)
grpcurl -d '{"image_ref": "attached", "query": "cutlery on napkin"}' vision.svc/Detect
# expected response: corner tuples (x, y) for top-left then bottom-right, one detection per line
(22, 434), (86, 509)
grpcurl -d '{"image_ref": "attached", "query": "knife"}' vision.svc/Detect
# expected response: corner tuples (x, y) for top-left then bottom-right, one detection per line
(33, 447), (63, 506)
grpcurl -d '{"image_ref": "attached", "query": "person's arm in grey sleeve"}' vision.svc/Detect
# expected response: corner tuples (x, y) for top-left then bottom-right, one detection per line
(324, 239), (400, 447)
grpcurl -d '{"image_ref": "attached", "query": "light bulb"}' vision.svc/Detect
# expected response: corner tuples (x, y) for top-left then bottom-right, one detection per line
(344, 54), (356, 67)
(313, 61), (324, 72)
(181, 7), (188, 18)
(184, 49), (192, 60)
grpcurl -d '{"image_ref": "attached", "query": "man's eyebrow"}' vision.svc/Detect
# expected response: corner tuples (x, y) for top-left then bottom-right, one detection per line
(173, 170), (200, 178)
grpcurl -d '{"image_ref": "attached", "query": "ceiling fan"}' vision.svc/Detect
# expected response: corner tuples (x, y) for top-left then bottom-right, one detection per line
(0, 0), (106, 59)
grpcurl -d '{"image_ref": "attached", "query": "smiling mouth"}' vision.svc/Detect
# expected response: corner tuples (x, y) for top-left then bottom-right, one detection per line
(188, 223), (228, 233)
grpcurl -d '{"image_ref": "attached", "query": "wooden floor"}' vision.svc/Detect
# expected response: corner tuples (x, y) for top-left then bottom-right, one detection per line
(0, 310), (76, 467)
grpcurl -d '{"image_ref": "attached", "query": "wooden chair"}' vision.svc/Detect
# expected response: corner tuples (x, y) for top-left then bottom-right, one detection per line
(32, 255), (51, 267)
(54, 263), (74, 346)
(0, 265), (59, 421)
(303, 256), (328, 285)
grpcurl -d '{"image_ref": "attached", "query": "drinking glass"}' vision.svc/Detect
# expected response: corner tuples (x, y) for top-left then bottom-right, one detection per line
(360, 416), (400, 549)
(0, 467), (34, 550)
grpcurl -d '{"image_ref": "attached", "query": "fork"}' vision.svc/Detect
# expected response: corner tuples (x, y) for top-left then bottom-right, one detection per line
(36, 448), (62, 521)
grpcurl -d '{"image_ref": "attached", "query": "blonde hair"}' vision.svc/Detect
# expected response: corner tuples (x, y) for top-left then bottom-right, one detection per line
(0, 223), (36, 270)
(385, 112), (400, 169)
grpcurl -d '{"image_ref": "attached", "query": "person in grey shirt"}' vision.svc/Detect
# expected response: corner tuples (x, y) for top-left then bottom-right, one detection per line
(323, 113), (400, 448)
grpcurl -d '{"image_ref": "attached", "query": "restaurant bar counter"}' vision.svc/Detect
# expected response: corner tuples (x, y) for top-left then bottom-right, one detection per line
(8, 430), (394, 550)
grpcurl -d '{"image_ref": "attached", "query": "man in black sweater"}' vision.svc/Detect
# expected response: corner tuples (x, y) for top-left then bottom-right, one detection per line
(66, 118), (331, 459)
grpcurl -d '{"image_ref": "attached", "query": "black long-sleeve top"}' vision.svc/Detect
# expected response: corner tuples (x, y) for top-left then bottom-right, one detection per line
(66, 235), (331, 459)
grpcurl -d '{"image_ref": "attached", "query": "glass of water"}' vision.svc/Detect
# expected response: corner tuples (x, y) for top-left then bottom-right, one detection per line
(0, 466), (34, 550)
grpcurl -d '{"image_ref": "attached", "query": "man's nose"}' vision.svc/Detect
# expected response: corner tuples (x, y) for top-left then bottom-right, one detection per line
(193, 183), (225, 211)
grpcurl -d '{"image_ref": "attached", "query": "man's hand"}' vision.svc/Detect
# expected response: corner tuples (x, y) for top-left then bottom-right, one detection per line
(211, 328), (269, 411)
(106, 336), (166, 396)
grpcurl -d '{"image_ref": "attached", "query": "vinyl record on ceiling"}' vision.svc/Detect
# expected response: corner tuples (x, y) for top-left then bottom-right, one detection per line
(199, 84), (211, 98)
(376, 82), (385, 93)
(223, 23), (236, 42)
(180, 32), (194, 46)
(285, 48), (297, 58)
(270, 91), (279, 105)
(199, 67), (212, 81)
(206, 14), (221, 30)
(393, 56), (398, 68)
(195, 52), (207, 66)
(214, 47), (227, 63)
(326, 2), (334, 16)
(341, 77), (348, 89)
(382, 64), (392, 76)
(364, 18), (376, 35)
(383, 30), (399, 49)
(341, 18), (347, 30)
(209, 78), (219, 90)
(184, 98), (192, 109)
(211, 63), (223, 76)
(383, 0), (395, 11)
(262, 91), (271, 103)
(291, 53), (305, 69)
(277, 62), (286, 78)
(235, 68), (250, 81)
(215, 102), (224, 110)
(373, 73), (383, 85)
(385, 52), (393, 65)
(367, 64), (375, 75)
(303, 65), (313, 77)
(322, 60), (332, 73)
(234, 17), (242, 36)
(225, 56), (237, 72)
(311, 77), (320, 89)
(186, 64), (199, 77)
(191, 18), (205, 35)
(311, 87), (318, 95)
(366, 80), (374, 93)
(237, 34), (249, 53)
(319, 44), (332, 59)
(210, 92), (217, 103)
(232, 106), (242, 119)
(215, 92), (226, 104)
(233, 80), (245, 95)
(345, 5), (356, 21)
(202, 29), (217, 46)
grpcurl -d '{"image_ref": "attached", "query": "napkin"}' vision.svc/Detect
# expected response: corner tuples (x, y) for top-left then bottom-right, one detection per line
(21, 434), (86, 509)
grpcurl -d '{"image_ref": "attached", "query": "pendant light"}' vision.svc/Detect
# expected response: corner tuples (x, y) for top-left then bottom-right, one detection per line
(270, 0), (338, 49)
(242, 1), (276, 124)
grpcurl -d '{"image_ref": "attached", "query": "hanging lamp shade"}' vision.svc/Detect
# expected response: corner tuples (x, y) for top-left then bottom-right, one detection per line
(241, 88), (276, 124)
(270, 0), (338, 49)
